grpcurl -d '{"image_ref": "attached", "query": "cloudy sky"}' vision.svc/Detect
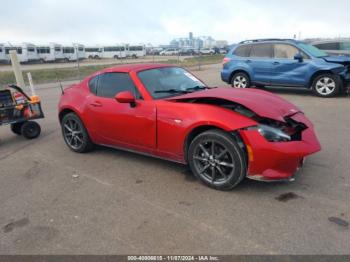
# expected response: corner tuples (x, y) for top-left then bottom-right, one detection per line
(0, 0), (349, 46)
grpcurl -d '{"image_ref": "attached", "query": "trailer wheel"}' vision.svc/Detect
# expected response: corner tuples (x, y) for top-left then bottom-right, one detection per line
(21, 121), (41, 139)
(11, 122), (24, 135)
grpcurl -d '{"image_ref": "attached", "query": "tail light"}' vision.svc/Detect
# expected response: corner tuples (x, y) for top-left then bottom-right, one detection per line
(222, 57), (231, 65)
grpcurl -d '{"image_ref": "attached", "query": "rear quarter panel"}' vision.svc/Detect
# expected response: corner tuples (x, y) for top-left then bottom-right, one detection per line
(58, 81), (90, 128)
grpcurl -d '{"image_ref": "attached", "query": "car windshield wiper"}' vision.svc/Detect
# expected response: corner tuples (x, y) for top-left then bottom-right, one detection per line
(154, 86), (209, 95)
(154, 89), (189, 94)
(185, 86), (207, 92)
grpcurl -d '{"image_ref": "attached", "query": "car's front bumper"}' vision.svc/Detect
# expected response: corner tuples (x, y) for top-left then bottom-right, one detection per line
(239, 113), (321, 181)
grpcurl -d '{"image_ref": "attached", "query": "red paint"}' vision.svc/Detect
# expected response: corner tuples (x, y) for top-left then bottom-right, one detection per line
(59, 63), (321, 180)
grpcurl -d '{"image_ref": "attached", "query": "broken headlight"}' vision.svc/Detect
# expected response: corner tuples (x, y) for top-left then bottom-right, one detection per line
(257, 124), (291, 142)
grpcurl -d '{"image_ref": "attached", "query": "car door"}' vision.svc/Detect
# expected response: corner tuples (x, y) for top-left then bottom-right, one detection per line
(85, 72), (156, 151)
(271, 44), (310, 86)
(248, 43), (273, 85)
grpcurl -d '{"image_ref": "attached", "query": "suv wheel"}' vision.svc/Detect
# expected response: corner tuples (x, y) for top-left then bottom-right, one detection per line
(188, 130), (247, 190)
(312, 74), (341, 97)
(231, 72), (250, 88)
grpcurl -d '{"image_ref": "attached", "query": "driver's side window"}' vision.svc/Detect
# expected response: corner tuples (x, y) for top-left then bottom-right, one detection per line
(274, 44), (299, 59)
(89, 73), (142, 99)
(274, 44), (309, 59)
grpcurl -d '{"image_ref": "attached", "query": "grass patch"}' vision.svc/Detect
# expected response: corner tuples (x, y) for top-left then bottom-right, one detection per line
(0, 55), (224, 86)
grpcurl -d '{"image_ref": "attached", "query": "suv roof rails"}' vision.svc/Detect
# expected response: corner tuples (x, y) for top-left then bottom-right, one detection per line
(239, 39), (297, 44)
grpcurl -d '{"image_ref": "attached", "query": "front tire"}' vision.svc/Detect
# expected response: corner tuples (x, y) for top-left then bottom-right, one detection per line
(21, 121), (41, 139)
(231, 72), (250, 88)
(312, 73), (341, 97)
(61, 113), (94, 153)
(188, 130), (247, 190)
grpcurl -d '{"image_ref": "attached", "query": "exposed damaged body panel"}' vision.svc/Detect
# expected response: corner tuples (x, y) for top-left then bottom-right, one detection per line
(167, 89), (308, 142)
(167, 87), (302, 122)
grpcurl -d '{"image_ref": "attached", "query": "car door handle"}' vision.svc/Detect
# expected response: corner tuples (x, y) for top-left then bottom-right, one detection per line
(90, 101), (102, 107)
(273, 62), (280, 65)
(245, 59), (252, 63)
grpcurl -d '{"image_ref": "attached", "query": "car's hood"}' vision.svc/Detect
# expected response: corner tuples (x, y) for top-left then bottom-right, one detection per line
(322, 56), (350, 64)
(167, 87), (302, 122)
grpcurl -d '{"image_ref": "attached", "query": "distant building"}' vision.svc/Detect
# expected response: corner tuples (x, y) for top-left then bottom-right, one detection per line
(170, 33), (225, 49)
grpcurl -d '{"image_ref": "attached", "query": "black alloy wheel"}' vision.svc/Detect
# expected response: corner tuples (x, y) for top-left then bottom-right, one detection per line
(188, 130), (247, 190)
(61, 113), (94, 153)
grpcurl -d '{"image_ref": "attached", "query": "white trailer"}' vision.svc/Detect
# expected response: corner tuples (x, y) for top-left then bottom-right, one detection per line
(4, 43), (39, 63)
(102, 45), (127, 59)
(36, 43), (64, 62)
(127, 45), (146, 58)
(85, 46), (103, 59)
(62, 44), (85, 61)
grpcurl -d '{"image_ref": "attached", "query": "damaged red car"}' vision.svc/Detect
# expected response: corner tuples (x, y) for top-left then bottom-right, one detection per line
(58, 64), (321, 190)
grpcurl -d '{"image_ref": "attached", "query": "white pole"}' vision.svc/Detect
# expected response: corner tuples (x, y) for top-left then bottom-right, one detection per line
(9, 50), (25, 88)
(75, 45), (81, 80)
(27, 72), (36, 96)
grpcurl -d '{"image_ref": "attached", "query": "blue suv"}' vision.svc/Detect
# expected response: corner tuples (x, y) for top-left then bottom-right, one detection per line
(221, 39), (350, 97)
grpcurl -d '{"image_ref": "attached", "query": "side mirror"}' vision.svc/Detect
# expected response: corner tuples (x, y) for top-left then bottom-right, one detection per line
(294, 53), (303, 62)
(115, 91), (136, 107)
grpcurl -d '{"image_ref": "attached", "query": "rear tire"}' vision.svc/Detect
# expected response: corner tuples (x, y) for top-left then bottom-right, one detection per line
(231, 72), (250, 88)
(11, 122), (24, 135)
(188, 130), (247, 190)
(21, 121), (41, 139)
(312, 73), (341, 97)
(61, 113), (94, 153)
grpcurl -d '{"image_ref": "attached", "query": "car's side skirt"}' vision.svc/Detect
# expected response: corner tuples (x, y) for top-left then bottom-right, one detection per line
(100, 143), (187, 165)
(252, 81), (306, 88)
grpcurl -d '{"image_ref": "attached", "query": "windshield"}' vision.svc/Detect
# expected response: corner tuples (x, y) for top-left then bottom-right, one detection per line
(298, 43), (328, 58)
(137, 67), (206, 99)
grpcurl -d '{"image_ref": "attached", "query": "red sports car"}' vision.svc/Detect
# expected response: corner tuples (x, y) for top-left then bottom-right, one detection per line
(58, 64), (321, 190)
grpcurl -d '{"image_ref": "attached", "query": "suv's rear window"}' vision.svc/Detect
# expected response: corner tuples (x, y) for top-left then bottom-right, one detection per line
(234, 45), (250, 57)
(249, 44), (273, 58)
